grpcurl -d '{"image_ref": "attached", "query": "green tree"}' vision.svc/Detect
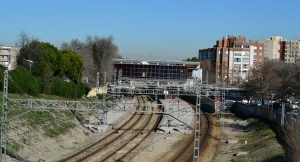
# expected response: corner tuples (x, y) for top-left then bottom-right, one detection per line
(18, 41), (65, 94)
(191, 57), (199, 62)
(92, 44), (101, 71)
(18, 41), (63, 77)
(186, 57), (199, 62)
(61, 49), (84, 82)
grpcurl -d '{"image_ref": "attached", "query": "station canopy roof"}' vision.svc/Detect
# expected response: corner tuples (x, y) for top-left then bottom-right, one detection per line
(113, 59), (200, 66)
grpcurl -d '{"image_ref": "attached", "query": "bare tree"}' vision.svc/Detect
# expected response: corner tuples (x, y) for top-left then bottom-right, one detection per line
(242, 61), (275, 104)
(282, 117), (300, 161)
(273, 62), (296, 101)
(200, 60), (216, 84)
(15, 30), (39, 48)
(231, 68), (243, 87)
(61, 39), (84, 54)
(61, 35), (121, 88)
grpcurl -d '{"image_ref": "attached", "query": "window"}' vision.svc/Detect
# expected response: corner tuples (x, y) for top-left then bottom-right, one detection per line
(235, 45), (242, 48)
(242, 58), (249, 62)
(234, 64), (240, 69)
(242, 64), (248, 69)
(243, 45), (249, 48)
(253, 59), (257, 63)
(254, 52), (257, 55)
(244, 53), (249, 56)
(225, 58), (228, 60)
(260, 47), (262, 50)
(234, 52), (242, 56)
(234, 58), (241, 62)
(260, 53), (262, 56)
(254, 46), (257, 49)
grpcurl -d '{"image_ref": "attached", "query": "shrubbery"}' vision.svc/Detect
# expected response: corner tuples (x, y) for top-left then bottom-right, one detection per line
(51, 76), (86, 99)
(0, 66), (88, 99)
(8, 67), (43, 96)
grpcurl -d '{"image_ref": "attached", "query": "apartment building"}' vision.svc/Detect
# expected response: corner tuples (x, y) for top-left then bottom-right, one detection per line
(199, 35), (264, 84)
(256, 36), (282, 61)
(0, 45), (18, 70)
(283, 39), (300, 63)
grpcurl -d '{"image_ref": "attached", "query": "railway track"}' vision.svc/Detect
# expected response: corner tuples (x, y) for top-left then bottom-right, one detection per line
(171, 101), (211, 162)
(62, 96), (159, 162)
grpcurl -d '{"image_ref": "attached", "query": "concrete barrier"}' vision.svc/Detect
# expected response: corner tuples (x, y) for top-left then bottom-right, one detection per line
(230, 102), (282, 125)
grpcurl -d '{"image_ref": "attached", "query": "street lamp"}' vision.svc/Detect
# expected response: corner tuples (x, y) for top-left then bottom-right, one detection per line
(26, 60), (33, 73)
(271, 94), (274, 110)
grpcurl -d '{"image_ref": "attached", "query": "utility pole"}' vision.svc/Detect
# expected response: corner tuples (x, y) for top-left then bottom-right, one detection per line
(96, 72), (100, 100)
(271, 94), (274, 110)
(281, 103), (285, 126)
(193, 78), (201, 162)
(118, 69), (122, 98)
(103, 72), (106, 108)
(113, 68), (117, 101)
(206, 71), (209, 97)
(26, 60), (33, 73)
(0, 69), (8, 162)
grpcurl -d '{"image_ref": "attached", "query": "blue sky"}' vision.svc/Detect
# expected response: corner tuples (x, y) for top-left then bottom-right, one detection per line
(1, 0), (299, 61)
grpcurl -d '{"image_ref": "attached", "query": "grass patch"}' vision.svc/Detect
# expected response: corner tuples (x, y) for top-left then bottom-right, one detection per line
(44, 122), (76, 137)
(0, 92), (90, 154)
(7, 140), (22, 152)
(61, 110), (76, 118)
(27, 111), (53, 127)
(237, 119), (286, 161)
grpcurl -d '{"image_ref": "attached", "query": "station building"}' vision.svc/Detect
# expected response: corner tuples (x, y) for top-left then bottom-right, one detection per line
(113, 59), (201, 81)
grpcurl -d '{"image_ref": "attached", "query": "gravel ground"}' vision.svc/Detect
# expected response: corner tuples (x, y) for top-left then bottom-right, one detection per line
(5, 105), (285, 162)
(213, 111), (285, 162)
(126, 132), (192, 162)
(5, 118), (106, 162)
(213, 116), (248, 162)
(200, 114), (221, 162)
(5, 97), (192, 162)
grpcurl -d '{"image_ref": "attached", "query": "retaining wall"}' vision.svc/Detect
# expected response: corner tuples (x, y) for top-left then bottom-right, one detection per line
(230, 102), (282, 125)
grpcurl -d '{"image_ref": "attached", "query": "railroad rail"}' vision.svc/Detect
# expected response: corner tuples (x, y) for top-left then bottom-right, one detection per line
(171, 100), (211, 162)
(101, 97), (159, 162)
(61, 96), (159, 162)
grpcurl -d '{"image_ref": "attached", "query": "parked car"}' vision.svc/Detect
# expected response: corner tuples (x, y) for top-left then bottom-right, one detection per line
(277, 107), (293, 114)
(293, 110), (299, 115)
(251, 100), (262, 107)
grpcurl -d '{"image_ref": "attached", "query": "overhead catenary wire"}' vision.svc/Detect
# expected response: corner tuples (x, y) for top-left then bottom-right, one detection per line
(7, 75), (31, 99)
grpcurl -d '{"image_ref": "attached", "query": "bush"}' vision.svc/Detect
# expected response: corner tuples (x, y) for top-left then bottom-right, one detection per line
(0, 66), (88, 99)
(50, 76), (86, 99)
(7, 67), (42, 96)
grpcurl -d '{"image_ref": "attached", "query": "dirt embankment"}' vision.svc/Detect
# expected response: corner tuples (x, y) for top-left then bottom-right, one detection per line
(213, 112), (286, 162)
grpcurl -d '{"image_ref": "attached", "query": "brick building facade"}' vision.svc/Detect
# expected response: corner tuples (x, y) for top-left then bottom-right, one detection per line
(199, 35), (264, 84)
